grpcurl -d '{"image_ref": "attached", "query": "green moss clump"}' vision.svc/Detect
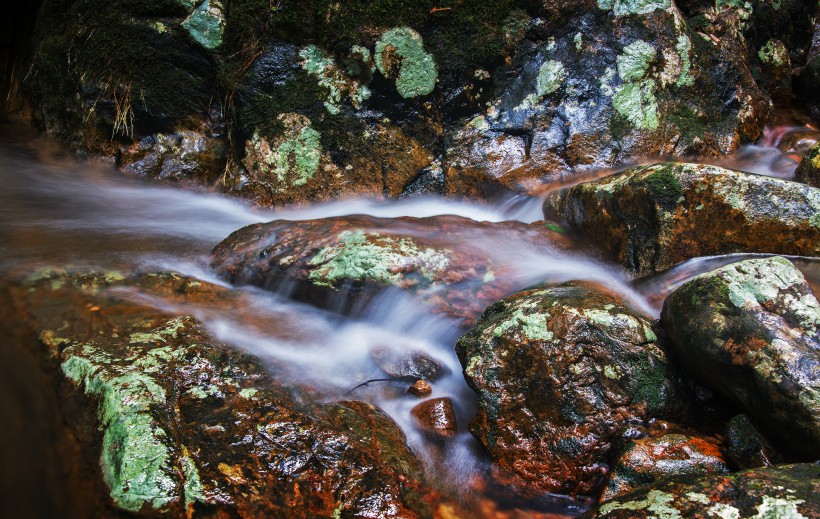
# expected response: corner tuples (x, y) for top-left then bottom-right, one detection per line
(644, 166), (684, 208)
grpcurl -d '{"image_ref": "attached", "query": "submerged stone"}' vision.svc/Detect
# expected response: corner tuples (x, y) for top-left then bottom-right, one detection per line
(456, 281), (684, 496)
(411, 398), (458, 438)
(544, 163), (820, 275)
(370, 346), (447, 382)
(661, 257), (820, 460)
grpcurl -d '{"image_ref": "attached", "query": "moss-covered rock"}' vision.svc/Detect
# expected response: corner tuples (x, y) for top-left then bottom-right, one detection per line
(602, 433), (730, 501)
(595, 463), (820, 518)
(8, 270), (443, 517)
(455, 281), (685, 496)
(797, 141), (820, 188)
(544, 162), (820, 275)
(661, 257), (820, 460)
(210, 214), (568, 324)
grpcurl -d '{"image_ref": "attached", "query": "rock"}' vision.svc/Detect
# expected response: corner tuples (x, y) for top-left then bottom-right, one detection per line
(797, 142), (820, 187)
(595, 463), (820, 518)
(7, 270), (442, 517)
(407, 380), (432, 398)
(724, 414), (783, 470)
(411, 398), (458, 438)
(544, 162), (820, 275)
(800, 24), (820, 122)
(211, 214), (567, 324)
(445, 1), (772, 191)
(602, 433), (730, 501)
(456, 281), (684, 496)
(371, 346), (447, 382)
(661, 257), (820, 460)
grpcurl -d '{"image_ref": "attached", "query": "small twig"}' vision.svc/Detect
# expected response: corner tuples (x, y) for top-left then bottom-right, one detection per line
(430, 7), (452, 14)
(348, 378), (393, 393)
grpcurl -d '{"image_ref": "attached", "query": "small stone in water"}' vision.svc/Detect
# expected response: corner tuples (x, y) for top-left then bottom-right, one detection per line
(411, 397), (457, 438)
(407, 380), (432, 398)
(371, 346), (447, 381)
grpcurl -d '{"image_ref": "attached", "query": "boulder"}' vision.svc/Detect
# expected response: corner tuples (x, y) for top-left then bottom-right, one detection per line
(7, 270), (442, 517)
(456, 281), (684, 496)
(211, 214), (567, 324)
(544, 162), (820, 275)
(797, 141), (820, 187)
(724, 414), (783, 470)
(596, 463), (820, 518)
(602, 433), (729, 501)
(661, 256), (820, 459)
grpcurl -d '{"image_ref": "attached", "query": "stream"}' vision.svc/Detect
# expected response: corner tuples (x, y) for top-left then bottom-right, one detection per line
(1, 122), (817, 517)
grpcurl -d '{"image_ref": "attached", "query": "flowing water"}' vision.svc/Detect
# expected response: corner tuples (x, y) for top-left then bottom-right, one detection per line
(1, 123), (818, 516)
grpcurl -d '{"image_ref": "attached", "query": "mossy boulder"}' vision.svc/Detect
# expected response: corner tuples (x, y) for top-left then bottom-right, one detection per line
(455, 282), (685, 496)
(544, 162), (820, 275)
(797, 141), (820, 188)
(595, 463), (820, 518)
(661, 257), (820, 460)
(444, 1), (772, 191)
(210, 214), (567, 324)
(7, 270), (442, 517)
(602, 433), (730, 501)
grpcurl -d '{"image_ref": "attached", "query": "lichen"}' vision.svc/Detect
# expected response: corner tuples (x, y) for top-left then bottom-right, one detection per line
(597, 0), (671, 16)
(299, 45), (371, 115)
(246, 114), (323, 188)
(754, 495), (807, 518)
(675, 34), (695, 87)
(375, 27), (437, 98)
(758, 39), (790, 68)
(613, 80), (659, 130)
(599, 489), (682, 518)
(618, 40), (657, 82)
(181, 0), (224, 50)
(536, 60), (566, 97)
(307, 230), (451, 289)
(491, 301), (554, 341)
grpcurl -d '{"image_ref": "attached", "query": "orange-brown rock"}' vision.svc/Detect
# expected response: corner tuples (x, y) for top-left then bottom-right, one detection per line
(411, 398), (458, 438)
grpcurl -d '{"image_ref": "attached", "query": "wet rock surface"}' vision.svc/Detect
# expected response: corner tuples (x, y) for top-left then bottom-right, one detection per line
(595, 463), (820, 518)
(210, 214), (567, 324)
(544, 162), (820, 275)
(661, 256), (820, 460)
(456, 281), (684, 496)
(797, 141), (820, 187)
(602, 433), (729, 501)
(6, 270), (441, 517)
(371, 346), (447, 382)
(724, 414), (783, 470)
(410, 398), (458, 439)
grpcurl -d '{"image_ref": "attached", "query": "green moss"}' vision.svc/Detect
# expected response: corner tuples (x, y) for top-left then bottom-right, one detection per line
(307, 230), (451, 289)
(375, 27), (437, 98)
(644, 166), (684, 207)
(181, 0), (224, 50)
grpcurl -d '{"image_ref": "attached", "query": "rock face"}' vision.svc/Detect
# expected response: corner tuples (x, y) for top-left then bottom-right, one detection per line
(596, 463), (820, 518)
(8, 270), (440, 517)
(456, 282), (684, 496)
(797, 142), (820, 188)
(211, 215), (566, 324)
(444, 1), (772, 192)
(602, 433), (729, 501)
(661, 257), (820, 460)
(544, 162), (820, 275)
(724, 415), (783, 470)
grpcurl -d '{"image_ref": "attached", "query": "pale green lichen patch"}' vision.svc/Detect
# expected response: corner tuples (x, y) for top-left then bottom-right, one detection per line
(375, 27), (437, 98)
(613, 80), (659, 130)
(239, 388), (258, 399)
(246, 114), (322, 188)
(709, 503), (741, 519)
(307, 230), (451, 290)
(181, 0), (224, 50)
(129, 317), (187, 344)
(491, 301), (553, 341)
(597, 0), (671, 16)
(754, 495), (807, 518)
(617, 40), (657, 82)
(61, 344), (179, 512)
(599, 489), (682, 518)
(758, 39), (790, 68)
(299, 45), (371, 115)
(536, 60), (566, 97)
(674, 34), (695, 87)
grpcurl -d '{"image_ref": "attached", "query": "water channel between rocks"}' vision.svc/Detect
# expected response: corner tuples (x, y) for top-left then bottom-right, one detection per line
(0, 125), (817, 517)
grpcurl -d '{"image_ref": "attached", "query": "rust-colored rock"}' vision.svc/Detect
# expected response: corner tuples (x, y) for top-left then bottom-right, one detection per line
(407, 380), (433, 398)
(211, 214), (568, 324)
(6, 270), (443, 518)
(456, 282), (685, 497)
(411, 398), (458, 438)
(544, 162), (820, 275)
